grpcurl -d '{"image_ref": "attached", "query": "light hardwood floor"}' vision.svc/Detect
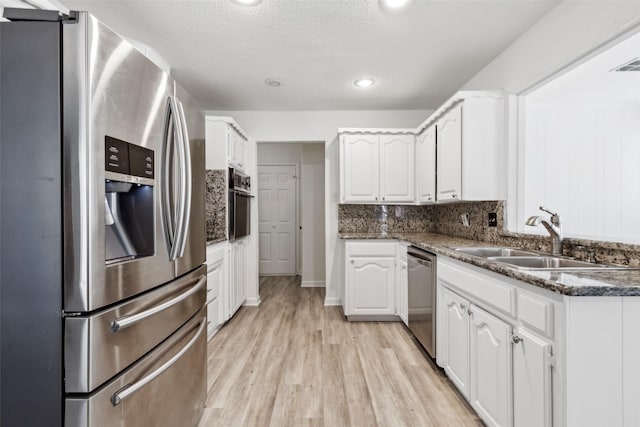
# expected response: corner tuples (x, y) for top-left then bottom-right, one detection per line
(199, 276), (483, 427)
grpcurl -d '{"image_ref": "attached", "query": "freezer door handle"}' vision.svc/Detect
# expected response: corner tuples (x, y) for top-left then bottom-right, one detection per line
(110, 276), (206, 333)
(111, 318), (206, 406)
(175, 100), (192, 258)
(162, 96), (187, 261)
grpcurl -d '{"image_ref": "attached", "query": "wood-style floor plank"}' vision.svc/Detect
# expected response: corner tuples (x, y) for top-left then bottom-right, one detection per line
(199, 276), (483, 427)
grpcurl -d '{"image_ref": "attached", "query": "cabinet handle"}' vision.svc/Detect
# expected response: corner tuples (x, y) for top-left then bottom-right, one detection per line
(460, 303), (466, 310)
(467, 308), (472, 316)
(428, 197), (432, 201)
(382, 197), (385, 201)
(512, 335), (523, 344)
(452, 194), (458, 198)
(375, 197), (378, 201)
(351, 260), (355, 264)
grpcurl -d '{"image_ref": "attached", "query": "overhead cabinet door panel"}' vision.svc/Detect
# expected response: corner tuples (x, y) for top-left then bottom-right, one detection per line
(436, 103), (462, 201)
(380, 135), (415, 202)
(343, 135), (380, 202)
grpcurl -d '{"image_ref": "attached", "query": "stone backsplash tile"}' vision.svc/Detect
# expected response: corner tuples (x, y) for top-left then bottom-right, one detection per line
(338, 200), (640, 266)
(205, 169), (227, 242)
(338, 204), (433, 233)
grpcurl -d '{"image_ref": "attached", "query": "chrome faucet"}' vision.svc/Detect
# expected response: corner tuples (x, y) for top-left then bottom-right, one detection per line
(526, 206), (563, 255)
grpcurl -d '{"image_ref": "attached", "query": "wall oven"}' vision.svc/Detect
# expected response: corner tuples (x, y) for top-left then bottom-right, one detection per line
(229, 167), (252, 240)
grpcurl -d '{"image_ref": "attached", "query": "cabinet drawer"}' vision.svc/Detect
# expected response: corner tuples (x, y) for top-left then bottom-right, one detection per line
(518, 291), (554, 338)
(438, 259), (515, 316)
(346, 241), (397, 257)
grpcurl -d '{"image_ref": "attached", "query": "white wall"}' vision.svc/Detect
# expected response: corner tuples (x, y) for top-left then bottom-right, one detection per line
(300, 144), (325, 286)
(208, 110), (431, 305)
(522, 102), (640, 243)
(460, 1), (640, 241)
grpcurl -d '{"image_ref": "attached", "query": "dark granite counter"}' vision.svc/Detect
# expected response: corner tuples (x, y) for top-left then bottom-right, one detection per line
(339, 232), (640, 297)
(206, 237), (227, 246)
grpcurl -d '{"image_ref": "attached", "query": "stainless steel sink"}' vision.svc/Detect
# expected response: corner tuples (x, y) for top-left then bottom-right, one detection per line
(488, 256), (632, 271)
(455, 247), (541, 257)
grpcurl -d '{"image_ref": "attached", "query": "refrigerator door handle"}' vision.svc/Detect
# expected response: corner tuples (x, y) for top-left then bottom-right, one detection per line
(171, 97), (188, 261)
(111, 318), (206, 406)
(162, 96), (186, 261)
(110, 276), (205, 333)
(175, 100), (192, 258)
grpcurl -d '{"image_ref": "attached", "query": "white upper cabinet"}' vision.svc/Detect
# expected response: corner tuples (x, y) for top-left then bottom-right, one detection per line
(340, 131), (415, 203)
(437, 103), (463, 201)
(205, 117), (249, 171)
(380, 135), (415, 202)
(416, 124), (436, 203)
(427, 91), (505, 202)
(229, 126), (247, 170)
(342, 134), (380, 202)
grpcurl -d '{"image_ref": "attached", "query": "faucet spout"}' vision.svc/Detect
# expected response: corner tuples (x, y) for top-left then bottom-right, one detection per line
(525, 209), (563, 255)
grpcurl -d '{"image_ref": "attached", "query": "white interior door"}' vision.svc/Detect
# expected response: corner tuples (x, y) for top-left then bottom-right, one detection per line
(258, 165), (296, 275)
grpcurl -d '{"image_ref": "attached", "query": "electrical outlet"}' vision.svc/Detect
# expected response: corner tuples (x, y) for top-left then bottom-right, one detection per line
(461, 213), (470, 227)
(488, 212), (498, 227)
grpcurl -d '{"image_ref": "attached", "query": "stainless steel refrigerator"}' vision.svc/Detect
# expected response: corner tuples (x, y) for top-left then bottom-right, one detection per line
(0, 8), (207, 426)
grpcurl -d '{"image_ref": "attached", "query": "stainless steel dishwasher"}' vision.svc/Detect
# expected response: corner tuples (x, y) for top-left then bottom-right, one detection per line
(407, 246), (436, 359)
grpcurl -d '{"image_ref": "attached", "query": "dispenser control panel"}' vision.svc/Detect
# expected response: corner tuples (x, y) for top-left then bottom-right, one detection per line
(105, 136), (154, 179)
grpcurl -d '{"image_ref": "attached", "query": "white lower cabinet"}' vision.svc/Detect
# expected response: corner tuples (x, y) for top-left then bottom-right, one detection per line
(469, 303), (513, 427)
(206, 243), (226, 340)
(438, 257), (554, 427)
(344, 241), (399, 319)
(398, 257), (408, 326)
(441, 287), (470, 396)
(346, 257), (395, 316)
(512, 328), (552, 427)
(228, 239), (247, 319)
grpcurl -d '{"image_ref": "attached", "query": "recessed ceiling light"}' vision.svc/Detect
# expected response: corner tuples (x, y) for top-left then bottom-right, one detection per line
(354, 78), (376, 88)
(231, 0), (261, 5)
(265, 78), (283, 87)
(381, 0), (411, 9)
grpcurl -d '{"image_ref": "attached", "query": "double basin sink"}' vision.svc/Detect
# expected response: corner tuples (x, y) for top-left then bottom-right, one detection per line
(454, 247), (633, 271)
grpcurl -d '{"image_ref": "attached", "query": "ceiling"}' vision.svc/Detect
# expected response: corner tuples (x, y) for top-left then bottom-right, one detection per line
(528, 28), (640, 104)
(50, 1), (559, 111)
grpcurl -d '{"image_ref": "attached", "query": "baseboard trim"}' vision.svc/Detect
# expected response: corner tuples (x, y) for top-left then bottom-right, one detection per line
(324, 297), (342, 306)
(301, 280), (326, 288)
(243, 297), (261, 307)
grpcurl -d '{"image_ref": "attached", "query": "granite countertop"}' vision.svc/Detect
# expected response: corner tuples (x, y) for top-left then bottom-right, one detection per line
(206, 237), (227, 246)
(339, 232), (640, 297)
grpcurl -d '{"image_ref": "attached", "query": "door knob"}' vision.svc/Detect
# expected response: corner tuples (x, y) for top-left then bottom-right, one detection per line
(512, 335), (523, 344)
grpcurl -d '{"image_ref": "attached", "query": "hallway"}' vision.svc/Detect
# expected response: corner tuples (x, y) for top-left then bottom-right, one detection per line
(199, 276), (482, 427)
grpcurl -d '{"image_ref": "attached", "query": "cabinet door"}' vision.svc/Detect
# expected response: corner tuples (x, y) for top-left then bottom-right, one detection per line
(469, 304), (513, 427)
(346, 257), (395, 316)
(235, 134), (247, 170)
(342, 135), (380, 202)
(206, 258), (225, 338)
(437, 103), (462, 201)
(236, 240), (247, 307)
(416, 125), (436, 203)
(513, 328), (552, 427)
(441, 287), (470, 397)
(225, 245), (235, 320)
(398, 259), (408, 326)
(380, 135), (415, 202)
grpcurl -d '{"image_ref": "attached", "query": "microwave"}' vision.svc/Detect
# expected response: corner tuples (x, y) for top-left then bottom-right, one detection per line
(228, 168), (252, 240)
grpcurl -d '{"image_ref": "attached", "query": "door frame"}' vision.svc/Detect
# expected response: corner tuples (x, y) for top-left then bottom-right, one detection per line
(256, 162), (301, 276)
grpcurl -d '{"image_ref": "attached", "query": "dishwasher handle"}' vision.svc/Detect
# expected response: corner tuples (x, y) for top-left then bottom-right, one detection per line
(407, 246), (435, 266)
(411, 256), (433, 268)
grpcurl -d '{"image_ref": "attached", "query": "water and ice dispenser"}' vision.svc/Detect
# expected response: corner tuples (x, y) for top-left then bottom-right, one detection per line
(104, 136), (155, 263)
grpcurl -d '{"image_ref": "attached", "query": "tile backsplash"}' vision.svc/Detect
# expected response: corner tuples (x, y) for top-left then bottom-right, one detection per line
(205, 169), (227, 242)
(338, 204), (433, 233)
(338, 201), (640, 266)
